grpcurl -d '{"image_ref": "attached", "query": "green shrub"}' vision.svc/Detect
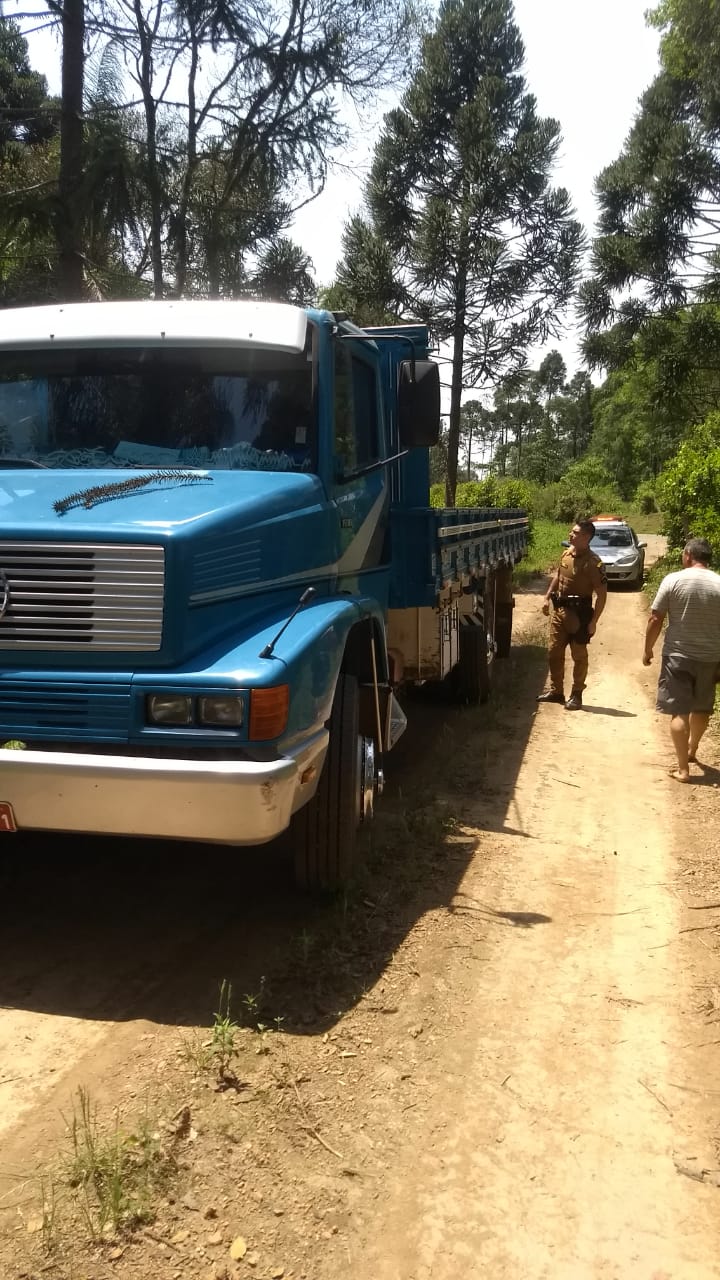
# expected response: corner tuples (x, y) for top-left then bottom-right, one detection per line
(657, 413), (720, 559)
(634, 480), (658, 515)
(551, 457), (622, 524)
(525, 481), (561, 519)
(454, 477), (534, 512)
(431, 477), (534, 514)
(552, 485), (622, 523)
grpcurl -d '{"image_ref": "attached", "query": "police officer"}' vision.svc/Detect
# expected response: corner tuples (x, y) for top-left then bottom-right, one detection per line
(537, 519), (608, 711)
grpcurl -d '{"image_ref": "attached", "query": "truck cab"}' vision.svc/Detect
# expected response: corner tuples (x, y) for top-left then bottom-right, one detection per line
(0, 300), (528, 887)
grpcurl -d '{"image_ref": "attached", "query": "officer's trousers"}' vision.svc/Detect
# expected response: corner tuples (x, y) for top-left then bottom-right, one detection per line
(548, 612), (588, 695)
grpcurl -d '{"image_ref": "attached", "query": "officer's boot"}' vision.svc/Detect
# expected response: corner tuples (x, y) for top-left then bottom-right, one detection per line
(565, 691), (583, 711)
(537, 690), (565, 704)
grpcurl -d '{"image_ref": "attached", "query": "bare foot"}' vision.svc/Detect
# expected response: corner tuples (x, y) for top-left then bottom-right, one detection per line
(668, 768), (690, 783)
(688, 753), (699, 764)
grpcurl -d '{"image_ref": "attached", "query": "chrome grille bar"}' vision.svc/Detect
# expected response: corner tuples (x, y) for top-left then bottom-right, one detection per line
(0, 542), (164, 650)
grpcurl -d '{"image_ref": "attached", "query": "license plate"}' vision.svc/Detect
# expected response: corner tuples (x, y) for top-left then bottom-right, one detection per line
(0, 802), (17, 832)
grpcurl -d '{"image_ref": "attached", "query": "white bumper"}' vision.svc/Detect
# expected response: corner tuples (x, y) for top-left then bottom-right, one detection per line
(0, 736), (327, 845)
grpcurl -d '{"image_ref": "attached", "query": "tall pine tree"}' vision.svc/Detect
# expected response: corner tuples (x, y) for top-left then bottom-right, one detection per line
(363, 0), (583, 501)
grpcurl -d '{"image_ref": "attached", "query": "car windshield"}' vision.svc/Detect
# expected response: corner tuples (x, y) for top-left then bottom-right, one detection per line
(592, 527), (633, 549)
(0, 345), (315, 473)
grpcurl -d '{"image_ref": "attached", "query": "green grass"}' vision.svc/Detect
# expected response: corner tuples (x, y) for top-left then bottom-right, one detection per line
(515, 518), (565, 585)
(65, 1087), (175, 1240)
(622, 507), (665, 535)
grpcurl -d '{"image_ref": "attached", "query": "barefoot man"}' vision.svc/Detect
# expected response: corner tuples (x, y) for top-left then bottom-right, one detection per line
(643, 537), (720, 781)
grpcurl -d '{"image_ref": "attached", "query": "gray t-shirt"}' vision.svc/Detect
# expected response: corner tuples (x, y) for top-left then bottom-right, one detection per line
(652, 566), (720, 662)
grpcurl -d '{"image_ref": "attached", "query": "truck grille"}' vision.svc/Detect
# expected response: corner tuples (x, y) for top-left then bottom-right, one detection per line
(0, 542), (164, 651)
(0, 679), (131, 740)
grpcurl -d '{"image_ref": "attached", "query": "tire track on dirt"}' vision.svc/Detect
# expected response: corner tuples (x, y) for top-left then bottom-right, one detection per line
(347, 583), (720, 1279)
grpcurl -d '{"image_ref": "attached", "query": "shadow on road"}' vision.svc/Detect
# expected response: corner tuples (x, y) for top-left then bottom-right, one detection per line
(0, 635), (549, 1035)
(582, 706), (637, 718)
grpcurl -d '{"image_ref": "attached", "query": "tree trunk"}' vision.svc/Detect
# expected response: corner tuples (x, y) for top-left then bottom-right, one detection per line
(134, 0), (164, 298)
(57, 0), (85, 299)
(445, 260), (467, 506)
(173, 28), (200, 297)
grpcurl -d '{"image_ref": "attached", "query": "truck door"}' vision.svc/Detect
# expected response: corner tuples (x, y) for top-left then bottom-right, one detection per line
(332, 335), (389, 582)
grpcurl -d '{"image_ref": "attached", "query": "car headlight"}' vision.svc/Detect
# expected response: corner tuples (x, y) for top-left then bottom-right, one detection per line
(616, 553), (639, 565)
(147, 694), (193, 725)
(197, 695), (244, 726)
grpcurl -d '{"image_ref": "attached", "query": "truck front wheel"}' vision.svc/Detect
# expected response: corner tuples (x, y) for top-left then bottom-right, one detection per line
(292, 674), (374, 891)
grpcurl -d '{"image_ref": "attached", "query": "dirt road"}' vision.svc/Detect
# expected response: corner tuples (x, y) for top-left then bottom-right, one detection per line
(1, 538), (720, 1279)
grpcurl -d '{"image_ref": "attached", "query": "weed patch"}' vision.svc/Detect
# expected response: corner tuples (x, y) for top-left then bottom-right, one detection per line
(65, 1087), (175, 1240)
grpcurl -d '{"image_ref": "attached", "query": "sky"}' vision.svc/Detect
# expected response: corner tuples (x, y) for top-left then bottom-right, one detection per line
(13, 0), (661, 376)
(290, 0), (661, 375)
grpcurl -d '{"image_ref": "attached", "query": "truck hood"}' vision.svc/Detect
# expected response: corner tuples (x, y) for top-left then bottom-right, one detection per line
(0, 468), (326, 538)
(0, 467), (340, 668)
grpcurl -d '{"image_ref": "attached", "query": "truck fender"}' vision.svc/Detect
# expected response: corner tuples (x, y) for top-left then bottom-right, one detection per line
(271, 595), (388, 752)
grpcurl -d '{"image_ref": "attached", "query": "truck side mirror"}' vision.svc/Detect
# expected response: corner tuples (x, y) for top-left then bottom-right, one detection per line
(398, 360), (441, 448)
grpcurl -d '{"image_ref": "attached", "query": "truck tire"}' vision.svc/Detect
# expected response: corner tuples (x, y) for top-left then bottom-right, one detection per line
(455, 613), (491, 704)
(292, 674), (363, 892)
(495, 601), (514, 659)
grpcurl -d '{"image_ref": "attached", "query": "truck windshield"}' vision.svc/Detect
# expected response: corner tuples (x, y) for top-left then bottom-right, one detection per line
(0, 346), (314, 472)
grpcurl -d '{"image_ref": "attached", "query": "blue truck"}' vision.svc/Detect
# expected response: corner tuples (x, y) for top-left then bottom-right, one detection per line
(0, 300), (529, 888)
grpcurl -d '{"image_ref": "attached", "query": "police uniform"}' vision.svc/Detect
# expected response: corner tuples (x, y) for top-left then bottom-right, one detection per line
(548, 547), (607, 696)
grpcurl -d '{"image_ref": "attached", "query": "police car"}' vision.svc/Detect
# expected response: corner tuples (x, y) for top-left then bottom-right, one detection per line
(590, 515), (647, 588)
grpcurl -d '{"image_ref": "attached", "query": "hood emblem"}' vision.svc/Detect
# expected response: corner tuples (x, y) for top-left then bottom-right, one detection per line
(0, 570), (9, 619)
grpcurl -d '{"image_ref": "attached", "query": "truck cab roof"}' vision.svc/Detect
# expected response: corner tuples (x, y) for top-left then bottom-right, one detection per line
(0, 299), (310, 354)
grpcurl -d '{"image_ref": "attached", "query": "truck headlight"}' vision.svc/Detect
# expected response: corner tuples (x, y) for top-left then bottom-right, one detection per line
(147, 694), (193, 725)
(198, 695), (244, 726)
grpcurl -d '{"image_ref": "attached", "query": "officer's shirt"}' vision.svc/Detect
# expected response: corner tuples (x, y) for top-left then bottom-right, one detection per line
(558, 547), (607, 598)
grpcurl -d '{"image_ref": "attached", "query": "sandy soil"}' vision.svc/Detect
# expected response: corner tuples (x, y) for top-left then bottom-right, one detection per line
(1, 535), (719, 1279)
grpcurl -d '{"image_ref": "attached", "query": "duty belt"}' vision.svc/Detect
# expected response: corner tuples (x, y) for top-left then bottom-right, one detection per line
(556, 594), (592, 606)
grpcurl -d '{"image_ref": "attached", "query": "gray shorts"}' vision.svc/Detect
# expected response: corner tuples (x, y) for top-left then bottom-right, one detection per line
(656, 653), (719, 716)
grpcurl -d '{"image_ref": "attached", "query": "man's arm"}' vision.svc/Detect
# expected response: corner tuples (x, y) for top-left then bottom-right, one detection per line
(587, 583), (607, 637)
(643, 610), (664, 665)
(541, 569), (560, 617)
(644, 578), (670, 664)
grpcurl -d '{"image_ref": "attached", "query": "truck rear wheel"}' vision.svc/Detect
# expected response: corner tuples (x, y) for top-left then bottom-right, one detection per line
(495, 601), (514, 659)
(292, 674), (372, 892)
(455, 613), (491, 704)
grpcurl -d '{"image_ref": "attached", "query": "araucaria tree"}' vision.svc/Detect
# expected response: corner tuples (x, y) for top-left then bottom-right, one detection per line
(365, 0), (584, 502)
(15, 0), (420, 300)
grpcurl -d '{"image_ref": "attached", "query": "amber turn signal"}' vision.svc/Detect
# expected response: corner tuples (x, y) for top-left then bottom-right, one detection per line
(248, 685), (290, 740)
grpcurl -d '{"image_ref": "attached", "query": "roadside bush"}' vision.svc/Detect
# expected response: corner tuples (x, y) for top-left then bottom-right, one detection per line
(454, 477), (534, 512)
(551, 457), (621, 524)
(552, 484), (622, 523)
(526, 481), (561, 519)
(657, 414), (720, 559)
(431, 477), (534, 514)
(634, 480), (658, 515)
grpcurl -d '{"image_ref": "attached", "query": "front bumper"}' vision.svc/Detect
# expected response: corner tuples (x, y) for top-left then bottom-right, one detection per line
(0, 735), (327, 845)
(603, 562), (642, 580)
